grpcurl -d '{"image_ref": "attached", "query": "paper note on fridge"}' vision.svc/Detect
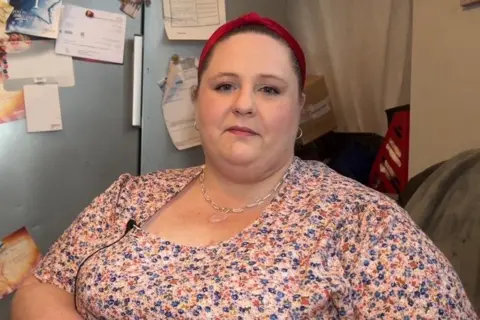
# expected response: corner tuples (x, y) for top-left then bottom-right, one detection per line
(24, 84), (63, 132)
(3, 40), (74, 91)
(162, 0), (226, 40)
(55, 4), (127, 64)
(162, 57), (201, 150)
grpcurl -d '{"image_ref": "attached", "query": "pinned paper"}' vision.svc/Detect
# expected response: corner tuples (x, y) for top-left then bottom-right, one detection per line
(24, 84), (62, 132)
(4, 39), (74, 91)
(0, 227), (41, 299)
(162, 56), (201, 150)
(162, 0), (226, 40)
(55, 4), (127, 64)
(5, 0), (62, 39)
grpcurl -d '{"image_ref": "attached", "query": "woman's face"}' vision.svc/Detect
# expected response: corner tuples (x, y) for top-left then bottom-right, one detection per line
(196, 33), (304, 169)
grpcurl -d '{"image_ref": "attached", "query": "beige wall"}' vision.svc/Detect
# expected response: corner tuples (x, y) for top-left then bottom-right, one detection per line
(410, 0), (480, 177)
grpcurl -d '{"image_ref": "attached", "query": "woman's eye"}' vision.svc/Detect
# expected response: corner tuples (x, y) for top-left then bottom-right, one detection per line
(214, 83), (235, 92)
(260, 86), (280, 95)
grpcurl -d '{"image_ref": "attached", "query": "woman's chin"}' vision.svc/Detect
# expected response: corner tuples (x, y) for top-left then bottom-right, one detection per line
(221, 148), (260, 166)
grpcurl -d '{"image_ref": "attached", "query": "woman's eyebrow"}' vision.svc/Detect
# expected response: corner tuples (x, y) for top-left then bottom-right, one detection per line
(209, 72), (287, 84)
(257, 73), (288, 84)
(209, 72), (239, 80)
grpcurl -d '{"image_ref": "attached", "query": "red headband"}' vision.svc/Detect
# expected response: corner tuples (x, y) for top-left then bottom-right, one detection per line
(198, 12), (306, 88)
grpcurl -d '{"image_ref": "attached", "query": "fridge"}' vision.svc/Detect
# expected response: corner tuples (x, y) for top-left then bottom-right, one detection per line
(0, 0), (289, 317)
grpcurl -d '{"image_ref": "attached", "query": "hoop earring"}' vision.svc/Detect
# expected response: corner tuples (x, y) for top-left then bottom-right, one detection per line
(193, 121), (199, 131)
(296, 128), (303, 140)
(190, 85), (198, 100)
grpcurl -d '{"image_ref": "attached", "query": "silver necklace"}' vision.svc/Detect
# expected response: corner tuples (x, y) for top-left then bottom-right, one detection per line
(200, 168), (289, 223)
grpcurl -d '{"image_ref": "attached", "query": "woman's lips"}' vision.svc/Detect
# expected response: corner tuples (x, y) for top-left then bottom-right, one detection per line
(226, 126), (258, 136)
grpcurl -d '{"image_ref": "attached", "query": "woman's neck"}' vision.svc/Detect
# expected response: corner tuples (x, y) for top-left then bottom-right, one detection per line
(201, 156), (294, 209)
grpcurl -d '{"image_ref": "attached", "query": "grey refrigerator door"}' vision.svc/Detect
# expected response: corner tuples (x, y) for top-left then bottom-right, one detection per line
(0, 0), (141, 317)
(141, 0), (289, 174)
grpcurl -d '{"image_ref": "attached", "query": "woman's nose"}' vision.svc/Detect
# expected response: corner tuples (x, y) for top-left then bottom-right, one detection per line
(232, 87), (256, 116)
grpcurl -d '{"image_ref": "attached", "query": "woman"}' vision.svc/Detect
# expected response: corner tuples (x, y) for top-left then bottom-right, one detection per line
(12, 13), (477, 319)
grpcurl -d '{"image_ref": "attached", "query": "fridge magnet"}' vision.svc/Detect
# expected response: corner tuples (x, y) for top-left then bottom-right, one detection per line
(0, 52), (9, 80)
(0, 227), (42, 299)
(120, 0), (151, 19)
(5, 0), (62, 39)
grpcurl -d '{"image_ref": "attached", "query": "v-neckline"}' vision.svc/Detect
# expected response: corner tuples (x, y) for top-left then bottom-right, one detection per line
(133, 160), (299, 252)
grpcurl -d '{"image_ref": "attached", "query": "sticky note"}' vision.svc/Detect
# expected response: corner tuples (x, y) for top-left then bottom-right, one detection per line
(24, 84), (63, 132)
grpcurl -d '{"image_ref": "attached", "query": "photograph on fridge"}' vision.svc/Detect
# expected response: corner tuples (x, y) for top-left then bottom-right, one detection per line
(5, 0), (62, 39)
(0, 34), (27, 125)
(0, 227), (41, 299)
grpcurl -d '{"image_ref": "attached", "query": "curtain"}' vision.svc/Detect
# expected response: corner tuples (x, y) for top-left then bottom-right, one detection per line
(286, 0), (412, 135)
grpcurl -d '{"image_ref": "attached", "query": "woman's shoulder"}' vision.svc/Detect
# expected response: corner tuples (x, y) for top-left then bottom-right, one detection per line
(293, 158), (376, 194)
(291, 157), (402, 216)
(121, 165), (203, 189)
(140, 166), (202, 183)
(292, 158), (410, 245)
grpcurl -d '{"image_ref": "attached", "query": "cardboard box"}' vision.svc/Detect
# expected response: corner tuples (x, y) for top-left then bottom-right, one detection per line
(298, 75), (336, 145)
(460, 0), (480, 7)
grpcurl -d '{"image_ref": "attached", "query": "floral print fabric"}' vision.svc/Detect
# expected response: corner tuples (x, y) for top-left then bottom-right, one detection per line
(34, 158), (477, 319)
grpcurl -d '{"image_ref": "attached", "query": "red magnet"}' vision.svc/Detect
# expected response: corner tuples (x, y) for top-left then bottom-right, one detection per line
(85, 10), (94, 18)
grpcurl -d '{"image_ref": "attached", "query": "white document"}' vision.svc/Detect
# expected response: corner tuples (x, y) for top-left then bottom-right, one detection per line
(55, 4), (127, 64)
(162, 57), (201, 150)
(4, 40), (74, 91)
(24, 84), (63, 132)
(162, 0), (226, 40)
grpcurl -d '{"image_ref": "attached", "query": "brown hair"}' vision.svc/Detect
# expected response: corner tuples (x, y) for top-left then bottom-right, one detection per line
(192, 24), (303, 100)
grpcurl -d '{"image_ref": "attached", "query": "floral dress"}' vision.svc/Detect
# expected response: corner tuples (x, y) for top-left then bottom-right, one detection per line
(33, 158), (477, 319)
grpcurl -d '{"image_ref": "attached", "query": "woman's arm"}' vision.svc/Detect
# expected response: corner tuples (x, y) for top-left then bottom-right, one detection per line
(11, 275), (82, 320)
(339, 200), (478, 319)
(10, 174), (134, 319)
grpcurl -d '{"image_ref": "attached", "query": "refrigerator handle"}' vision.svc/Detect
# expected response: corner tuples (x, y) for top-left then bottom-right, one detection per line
(132, 35), (143, 127)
